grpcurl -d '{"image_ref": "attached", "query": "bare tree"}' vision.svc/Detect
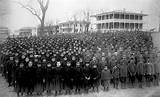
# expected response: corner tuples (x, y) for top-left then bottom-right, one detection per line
(16, 0), (50, 36)
(82, 10), (90, 32)
(72, 10), (91, 33)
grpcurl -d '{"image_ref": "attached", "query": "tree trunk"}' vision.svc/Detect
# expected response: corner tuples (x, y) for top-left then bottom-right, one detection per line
(39, 12), (46, 36)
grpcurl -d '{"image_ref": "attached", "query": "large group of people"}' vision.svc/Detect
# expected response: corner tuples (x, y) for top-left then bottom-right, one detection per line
(0, 31), (159, 97)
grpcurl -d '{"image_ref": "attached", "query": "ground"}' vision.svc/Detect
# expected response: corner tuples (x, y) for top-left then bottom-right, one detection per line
(0, 74), (160, 97)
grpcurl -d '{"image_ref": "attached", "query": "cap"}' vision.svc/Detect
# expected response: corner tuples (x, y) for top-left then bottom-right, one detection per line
(86, 63), (89, 66)
(76, 62), (80, 66)
(20, 63), (24, 68)
(93, 65), (97, 68)
(67, 62), (71, 67)
(37, 64), (41, 67)
(51, 58), (55, 62)
(43, 59), (46, 62)
(56, 62), (61, 67)
(64, 57), (67, 61)
(10, 57), (14, 60)
(72, 56), (76, 60)
(25, 57), (29, 62)
(104, 66), (108, 70)
(22, 55), (25, 59)
(15, 59), (19, 63)
(28, 61), (33, 67)
(47, 63), (51, 67)
(35, 59), (38, 62)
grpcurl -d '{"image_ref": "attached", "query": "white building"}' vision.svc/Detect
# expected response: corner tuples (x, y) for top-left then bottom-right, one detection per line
(91, 10), (147, 32)
(17, 27), (37, 37)
(37, 25), (59, 36)
(0, 27), (10, 42)
(59, 21), (90, 33)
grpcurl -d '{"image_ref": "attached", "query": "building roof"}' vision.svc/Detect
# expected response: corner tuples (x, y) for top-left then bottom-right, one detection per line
(18, 27), (36, 32)
(0, 27), (9, 30)
(91, 10), (148, 17)
(0, 27), (9, 34)
(59, 20), (90, 25)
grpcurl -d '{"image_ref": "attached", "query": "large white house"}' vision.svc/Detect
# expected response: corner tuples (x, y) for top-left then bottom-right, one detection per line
(16, 27), (37, 37)
(58, 21), (90, 33)
(91, 10), (147, 32)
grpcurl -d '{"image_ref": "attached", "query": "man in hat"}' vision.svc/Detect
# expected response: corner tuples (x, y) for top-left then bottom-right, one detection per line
(46, 62), (52, 94)
(90, 64), (101, 92)
(64, 61), (73, 94)
(145, 59), (154, 87)
(112, 64), (120, 89)
(128, 58), (136, 88)
(136, 56), (145, 88)
(41, 58), (47, 92)
(35, 62), (43, 95)
(6, 56), (14, 87)
(26, 61), (36, 95)
(15, 63), (26, 96)
(74, 61), (83, 94)
(119, 57), (128, 89)
(101, 66), (112, 91)
(54, 61), (62, 96)
(82, 62), (92, 93)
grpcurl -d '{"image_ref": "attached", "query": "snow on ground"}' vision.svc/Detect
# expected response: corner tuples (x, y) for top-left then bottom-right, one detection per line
(0, 74), (159, 97)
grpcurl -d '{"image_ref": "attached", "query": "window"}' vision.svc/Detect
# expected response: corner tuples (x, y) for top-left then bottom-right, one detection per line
(139, 23), (143, 29)
(120, 14), (124, 19)
(120, 23), (124, 28)
(97, 16), (101, 20)
(102, 23), (105, 29)
(125, 14), (129, 19)
(106, 15), (109, 19)
(125, 23), (129, 29)
(114, 22), (119, 28)
(109, 22), (113, 29)
(139, 15), (143, 20)
(114, 14), (119, 19)
(130, 15), (134, 20)
(110, 14), (113, 19)
(135, 23), (139, 29)
(135, 15), (138, 20)
(102, 15), (105, 20)
(106, 23), (109, 29)
(130, 23), (134, 29)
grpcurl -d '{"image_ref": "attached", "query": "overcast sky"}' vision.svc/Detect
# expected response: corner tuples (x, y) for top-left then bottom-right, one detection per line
(0, 0), (10, 27)
(7, 0), (160, 32)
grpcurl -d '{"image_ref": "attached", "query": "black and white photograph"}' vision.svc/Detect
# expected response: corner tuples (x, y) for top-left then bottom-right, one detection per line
(0, 0), (160, 97)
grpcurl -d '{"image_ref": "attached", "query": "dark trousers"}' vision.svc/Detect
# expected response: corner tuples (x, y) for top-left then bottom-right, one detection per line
(120, 77), (127, 88)
(113, 77), (119, 89)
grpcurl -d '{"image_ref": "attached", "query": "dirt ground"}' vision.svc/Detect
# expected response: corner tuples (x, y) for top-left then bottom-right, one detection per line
(0, 74), (160, 97)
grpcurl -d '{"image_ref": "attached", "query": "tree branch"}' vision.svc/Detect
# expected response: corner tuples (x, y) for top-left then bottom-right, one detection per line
(17, 2), (42, 23)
